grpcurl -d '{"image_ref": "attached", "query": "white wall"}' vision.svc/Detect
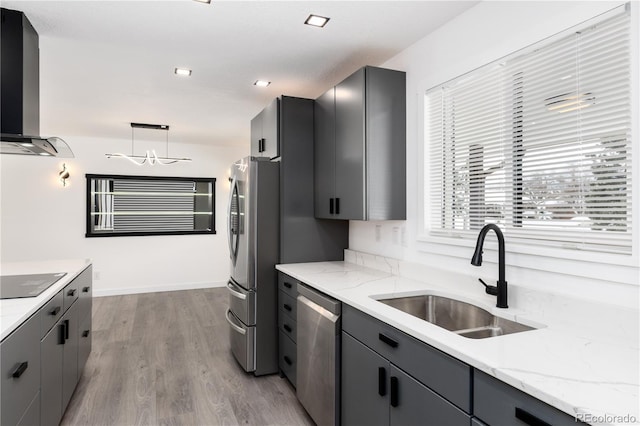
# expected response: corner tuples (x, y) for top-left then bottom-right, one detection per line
(350, 1), (640, 306)
(0, 136), (246, 296)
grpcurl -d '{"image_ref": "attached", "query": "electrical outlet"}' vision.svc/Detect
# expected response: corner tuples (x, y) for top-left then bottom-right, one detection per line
(392, 226), (399, 244)
(94, 271), (101, 280)
(375, 224), (382, 242)
(401, 226), (408, 247)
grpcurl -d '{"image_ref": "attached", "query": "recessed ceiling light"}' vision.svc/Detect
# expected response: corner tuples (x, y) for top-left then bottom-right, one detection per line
(305, 14), (330, 28)
(254, 80), (270, 88)
(175, 68), (192, 77)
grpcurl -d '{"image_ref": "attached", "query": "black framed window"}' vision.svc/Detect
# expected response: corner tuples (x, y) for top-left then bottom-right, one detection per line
(86, 174), (216, 237)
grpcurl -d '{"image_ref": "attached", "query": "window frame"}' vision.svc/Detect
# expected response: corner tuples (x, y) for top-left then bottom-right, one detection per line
(417, 3), (639, 271)
(85, 174), (216, 238)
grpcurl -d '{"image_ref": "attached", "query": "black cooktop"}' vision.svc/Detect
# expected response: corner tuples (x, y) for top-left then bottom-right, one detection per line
(0, 273), (67, 300)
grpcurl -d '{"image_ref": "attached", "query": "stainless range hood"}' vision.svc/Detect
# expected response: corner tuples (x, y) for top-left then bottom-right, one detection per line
(1, 7), (73, 157)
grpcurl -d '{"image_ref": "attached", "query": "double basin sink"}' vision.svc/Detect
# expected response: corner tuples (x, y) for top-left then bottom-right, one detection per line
(376, 294), (537, 339)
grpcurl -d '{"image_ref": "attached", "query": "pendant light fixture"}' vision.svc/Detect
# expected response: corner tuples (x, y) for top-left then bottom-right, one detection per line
(105, 122), (192, 166)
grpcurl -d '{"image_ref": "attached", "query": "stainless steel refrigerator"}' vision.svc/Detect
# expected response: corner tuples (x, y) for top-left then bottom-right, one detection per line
(225, 157), (279, 375)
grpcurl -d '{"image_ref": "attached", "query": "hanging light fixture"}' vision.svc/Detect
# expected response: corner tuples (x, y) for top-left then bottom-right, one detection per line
(105, 123), (192, 165)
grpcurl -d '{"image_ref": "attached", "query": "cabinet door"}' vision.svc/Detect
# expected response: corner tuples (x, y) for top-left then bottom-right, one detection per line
(389, 366), (470, 426)
(41, 323), (64, 426)
(61, 302), (79, 411)
(314, 87), (336, 219)
(78, 313), (92, 376)
(250, 110), (263, 157)
(1, 314), (40, 426)
(335, 68), (366, 220)
(261, 98), (279, 158)
(342, 332), (388, 426)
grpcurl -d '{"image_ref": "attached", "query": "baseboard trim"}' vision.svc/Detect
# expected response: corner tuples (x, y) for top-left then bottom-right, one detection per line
(93, 280), (227, 297)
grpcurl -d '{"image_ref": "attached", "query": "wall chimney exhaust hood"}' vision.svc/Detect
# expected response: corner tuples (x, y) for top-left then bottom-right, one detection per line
(0, 7), (73, 157)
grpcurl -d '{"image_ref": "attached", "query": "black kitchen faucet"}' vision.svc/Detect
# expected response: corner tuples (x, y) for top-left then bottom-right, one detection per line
(471, 224), (508, 308)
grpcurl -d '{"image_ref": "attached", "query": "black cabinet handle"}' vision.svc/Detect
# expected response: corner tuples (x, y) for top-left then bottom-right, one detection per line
(335, 197), (340, 215)
(258, 138), (265, 153)
(82, 286), (90, 293)
(284, 282), (292, 289)
(378, 333), (398, 348)
(50, 306), (61, 316)
(390, 376), (399, 407)
(12, 362), (28, 378)
(283, 356), (292, 366)
(59, 323), (67, 345)
(378, 367), (386, 396)
(67, 288), (76, 297)
(283, 303), (292, 312)
(515, 408), (551, 426)
(82, 330), (90, 338)
(64, 319), (70, 340)
(283, 324), (292, 333)
(330, 198), (334, 214)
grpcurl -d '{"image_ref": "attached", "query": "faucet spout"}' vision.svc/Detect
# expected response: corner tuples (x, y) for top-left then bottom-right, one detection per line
(471, 224), (508, 308)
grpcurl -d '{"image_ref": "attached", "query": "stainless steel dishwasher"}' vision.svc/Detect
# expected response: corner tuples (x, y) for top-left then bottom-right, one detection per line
(296, 284), (341, 426)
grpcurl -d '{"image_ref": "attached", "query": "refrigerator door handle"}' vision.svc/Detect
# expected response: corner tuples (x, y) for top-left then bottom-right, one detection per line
(226, 309), (247, 335)
(227, 280), (247, 300)
(227, 177), (239, 262)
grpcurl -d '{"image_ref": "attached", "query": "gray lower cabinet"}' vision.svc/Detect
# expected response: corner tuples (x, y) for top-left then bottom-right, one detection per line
(1, 312), (41, 426)
(61, 302), (79, 411)
(278, 273), (298, 386)
(342, 331), (469, 426)
(1, 265), (92, 426)
(474, 370), (580, 426)
(342, 332), (388, 426)
(41, 321), (64, 426)
(314, 66), (406, 221)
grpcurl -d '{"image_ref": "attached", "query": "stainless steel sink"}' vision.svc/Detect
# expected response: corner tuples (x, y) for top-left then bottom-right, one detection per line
(377, 295), (536, 339)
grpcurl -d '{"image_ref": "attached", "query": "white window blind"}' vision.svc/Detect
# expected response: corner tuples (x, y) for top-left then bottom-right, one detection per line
(426, 6), (632, 254)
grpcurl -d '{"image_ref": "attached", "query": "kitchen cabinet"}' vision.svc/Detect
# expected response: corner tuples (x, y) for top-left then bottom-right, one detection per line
(41, 266), (92, 426)
(314, 66), (406, 220)
(342, 304), (471, 425)
(1, 265), (92, 426)
(250, 98), (279, 158)
(474, 370), (579, 426)
(1, 312), (41, 426)
(278, 273), (298, 386)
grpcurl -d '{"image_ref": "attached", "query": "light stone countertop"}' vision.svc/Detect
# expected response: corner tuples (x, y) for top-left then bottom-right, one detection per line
(1, 259), (92, 341)
(276, 256), (639, 426)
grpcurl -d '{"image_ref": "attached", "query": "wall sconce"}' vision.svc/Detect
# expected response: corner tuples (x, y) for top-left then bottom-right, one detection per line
(59, 163), (70, 186)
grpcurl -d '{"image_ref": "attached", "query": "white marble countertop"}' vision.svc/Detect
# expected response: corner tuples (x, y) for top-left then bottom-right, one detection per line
(1, 259), (92, 341)
(276, 259), (639, 426)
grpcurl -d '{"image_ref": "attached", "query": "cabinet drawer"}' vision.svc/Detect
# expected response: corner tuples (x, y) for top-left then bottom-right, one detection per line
(278, 273), (298, 298)
(279, 291), (296, 318)
(40, 290), (63, 338)
(278, 309), (297, 343)
(474, 370), (579, 426)
(343, 304), (471, 413)
(77, 266), (93, 322)
(1, 314), (41, 426)
(279, 331), (296, 387)
(62, 281), (79, 312)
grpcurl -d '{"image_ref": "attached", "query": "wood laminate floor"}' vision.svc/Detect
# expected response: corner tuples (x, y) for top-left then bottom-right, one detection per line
(61, 288), (314, 426)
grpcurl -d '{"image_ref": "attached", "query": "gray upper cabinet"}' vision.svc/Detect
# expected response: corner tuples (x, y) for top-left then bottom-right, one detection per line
(314, 66), (406, 221)
(251, 98), (279, 159)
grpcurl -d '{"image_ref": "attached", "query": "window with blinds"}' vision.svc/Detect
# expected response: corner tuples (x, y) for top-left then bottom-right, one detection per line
(86, 174), (216, 237)
(426, 5), (632, 254)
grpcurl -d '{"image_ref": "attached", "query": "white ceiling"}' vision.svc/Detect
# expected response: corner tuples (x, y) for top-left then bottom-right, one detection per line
(2, 0), (478, 147)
